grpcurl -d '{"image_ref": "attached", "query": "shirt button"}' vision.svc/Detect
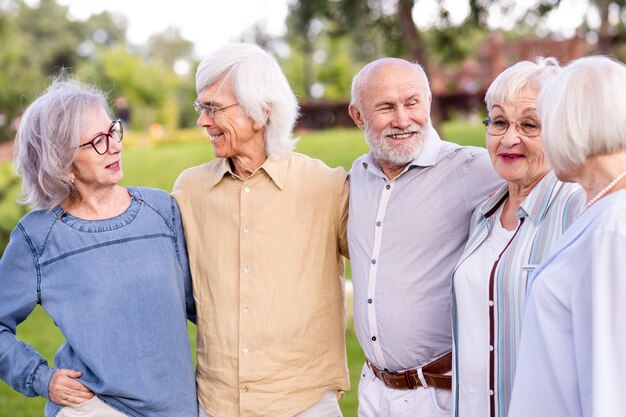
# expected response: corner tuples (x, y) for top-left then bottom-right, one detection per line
(244, 266), (250, 274)
(371, 336), (377, 341)
(489, 390), (494, 396)
(243, 386), (249, 392)
(489, 300), (494, 307)
(489, 345), (494, 351)
(244, 186), (250, 193)
(385, 184), (391, 190)
(371, 259), (376, 264)
(367, 298), (373, 304)
(243, 307), (250, 315)
(242, 346), (249, 354)
(243, 226), (249, 233)
(376, 221), (382, 227)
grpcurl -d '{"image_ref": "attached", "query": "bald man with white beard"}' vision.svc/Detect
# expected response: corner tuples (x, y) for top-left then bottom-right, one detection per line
(347, 58), (502, 417)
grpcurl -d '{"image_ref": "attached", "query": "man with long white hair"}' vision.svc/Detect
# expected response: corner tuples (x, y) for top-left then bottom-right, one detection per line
(347, 58), (501, 417)
(173, 43), (349, 417)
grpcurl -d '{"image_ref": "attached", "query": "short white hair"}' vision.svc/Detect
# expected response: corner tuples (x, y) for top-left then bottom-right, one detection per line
(14, 77), (109, 210)
(195, 43), (299, 159)
(350, 58), (431, 111)
(538, 55), (626, 173)
(485, 57), (561, 110)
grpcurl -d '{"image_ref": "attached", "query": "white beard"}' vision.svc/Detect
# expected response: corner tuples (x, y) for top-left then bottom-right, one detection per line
(364, 122), (428, 166)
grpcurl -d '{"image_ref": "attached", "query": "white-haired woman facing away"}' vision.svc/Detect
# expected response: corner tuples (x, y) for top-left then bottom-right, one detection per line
(509, 55), (626, 417)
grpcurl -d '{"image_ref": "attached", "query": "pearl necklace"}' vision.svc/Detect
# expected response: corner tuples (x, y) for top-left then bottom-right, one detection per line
(583, 169), (626, 211)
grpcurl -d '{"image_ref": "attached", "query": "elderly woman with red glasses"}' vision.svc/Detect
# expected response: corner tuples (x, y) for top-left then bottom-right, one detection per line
(0, 78), (197, 417)
(451, 58), (585, 417)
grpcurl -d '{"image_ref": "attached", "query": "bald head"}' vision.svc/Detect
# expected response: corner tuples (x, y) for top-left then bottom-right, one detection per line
(350, 58), (431, 111)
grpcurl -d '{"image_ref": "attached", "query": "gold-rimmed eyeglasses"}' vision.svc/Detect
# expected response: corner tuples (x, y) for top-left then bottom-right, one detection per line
(483, 116), (541, 138)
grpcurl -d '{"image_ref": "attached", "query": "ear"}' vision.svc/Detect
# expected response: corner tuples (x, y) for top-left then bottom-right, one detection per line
(253, 108), (270, 131)
(348, 104), (365, 129)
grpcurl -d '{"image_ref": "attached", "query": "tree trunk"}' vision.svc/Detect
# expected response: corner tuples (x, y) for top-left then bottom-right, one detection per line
(397, 0), (442, 128)
(597, 0), (613, 54)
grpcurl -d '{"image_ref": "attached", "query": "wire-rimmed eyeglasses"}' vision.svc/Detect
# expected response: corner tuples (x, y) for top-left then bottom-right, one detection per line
(483, 116), (541, 138)
(193, 99), (239, 117)
(78, 119), (123, 155)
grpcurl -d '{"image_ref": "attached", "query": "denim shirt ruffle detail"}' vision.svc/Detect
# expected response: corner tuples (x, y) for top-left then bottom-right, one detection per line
(51, 187), (143, 232)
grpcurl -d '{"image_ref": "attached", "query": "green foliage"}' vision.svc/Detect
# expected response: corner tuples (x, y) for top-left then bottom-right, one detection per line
(0, 0), (196, 142)
(0, 164), (28, 252)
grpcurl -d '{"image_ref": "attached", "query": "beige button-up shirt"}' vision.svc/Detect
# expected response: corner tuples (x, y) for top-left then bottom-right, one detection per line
(172, 152), (350, 417)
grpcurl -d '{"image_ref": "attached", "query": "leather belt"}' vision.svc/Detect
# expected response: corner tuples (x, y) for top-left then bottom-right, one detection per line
(367, 352), (452, 390)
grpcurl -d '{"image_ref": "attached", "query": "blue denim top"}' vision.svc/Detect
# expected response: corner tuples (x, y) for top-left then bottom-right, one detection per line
(0, 187), (197, 417)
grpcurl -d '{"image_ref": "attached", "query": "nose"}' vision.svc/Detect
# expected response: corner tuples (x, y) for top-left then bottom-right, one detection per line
(197, 111), (215, 129)
(500, 123), (522, 148)
(108, 136), (123, 154)
(391, 107), (412, 129)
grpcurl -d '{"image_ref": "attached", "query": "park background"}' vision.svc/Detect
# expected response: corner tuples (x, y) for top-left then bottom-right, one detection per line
(1, 0), (625, 416)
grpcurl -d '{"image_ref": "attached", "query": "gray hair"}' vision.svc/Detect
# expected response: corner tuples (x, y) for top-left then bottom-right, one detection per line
(195, 43), (299, 159)
(350, 58), (431, 111)
(14, 77), (109, 210)
(538, 55), (626, 173)
(485, 57), (561, 110)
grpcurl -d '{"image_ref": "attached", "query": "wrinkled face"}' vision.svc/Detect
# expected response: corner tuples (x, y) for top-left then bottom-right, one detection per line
(352, 63), (431, 166)
(486, 93), (549, 187)
(196, 76), (264, 159)
(72, 106), (123, 193)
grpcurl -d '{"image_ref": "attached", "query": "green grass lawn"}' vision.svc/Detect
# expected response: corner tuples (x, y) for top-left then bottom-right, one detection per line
(0, 122), (486, 417)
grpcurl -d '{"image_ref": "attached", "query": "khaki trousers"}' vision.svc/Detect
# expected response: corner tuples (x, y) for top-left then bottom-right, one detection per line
(199, 389), (342, 417)
(57, 396), (127, 417)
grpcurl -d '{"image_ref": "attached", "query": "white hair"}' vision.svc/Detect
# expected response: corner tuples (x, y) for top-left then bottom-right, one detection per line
(14, 77), (109, 210)
(538, 55), (626, 173)
(485, 57), (561, 110)
(350, 58), (431, 111)
(195, 43), (299, 159)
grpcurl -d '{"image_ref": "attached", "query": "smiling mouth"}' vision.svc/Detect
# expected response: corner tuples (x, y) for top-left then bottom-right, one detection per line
(500, 153), (525, 159)
(387, 132), (417, 140)
(106, 161), (120, 169)
(210, 133), (224, 142)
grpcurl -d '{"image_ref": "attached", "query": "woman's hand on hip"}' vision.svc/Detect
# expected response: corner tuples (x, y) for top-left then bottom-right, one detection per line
(49, 368), (95, 406)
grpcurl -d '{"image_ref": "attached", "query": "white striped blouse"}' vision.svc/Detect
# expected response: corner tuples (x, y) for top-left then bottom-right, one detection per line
(452, 170), (585, 417)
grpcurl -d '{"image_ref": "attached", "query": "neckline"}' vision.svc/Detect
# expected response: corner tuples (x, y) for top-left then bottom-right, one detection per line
(52, 187), (143, 232)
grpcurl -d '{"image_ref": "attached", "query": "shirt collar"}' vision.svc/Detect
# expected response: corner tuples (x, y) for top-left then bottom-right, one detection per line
(209, 155), (288, 190)
(360, 125), (443, 177)
(481, 171), (562, 225)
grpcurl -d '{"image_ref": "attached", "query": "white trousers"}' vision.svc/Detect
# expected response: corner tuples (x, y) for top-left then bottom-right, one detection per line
(199, 389), (342, 417)
(57, 396), (127, 417)
(357, 362), (451, 417)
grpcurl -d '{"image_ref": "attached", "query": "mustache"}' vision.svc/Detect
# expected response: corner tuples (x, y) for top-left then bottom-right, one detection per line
(381, 124), (422, 136)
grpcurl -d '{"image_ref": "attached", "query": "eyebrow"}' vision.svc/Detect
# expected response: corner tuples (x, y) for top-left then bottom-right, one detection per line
(88, 122), (114, 140)
(373, 94), (421, 108)
(490, 105), (538, 115)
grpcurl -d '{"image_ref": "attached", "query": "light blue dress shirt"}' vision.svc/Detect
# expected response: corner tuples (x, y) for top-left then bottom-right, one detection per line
(0, 187), (197, 417)
(348, 128), (503, 371)
(508, 189), (626, 417)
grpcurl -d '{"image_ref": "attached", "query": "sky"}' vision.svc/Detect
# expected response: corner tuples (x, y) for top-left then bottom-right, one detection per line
(46, 0), (592, 58)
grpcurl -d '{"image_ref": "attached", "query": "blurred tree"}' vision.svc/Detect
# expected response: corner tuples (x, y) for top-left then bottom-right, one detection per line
(79, 46), (179, 130)
(0, 0), (128, 142)
(145, 26), (194, 72)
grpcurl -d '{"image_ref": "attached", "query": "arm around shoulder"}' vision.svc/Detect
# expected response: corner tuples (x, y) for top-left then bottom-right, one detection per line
(463, 149), (502, 212)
